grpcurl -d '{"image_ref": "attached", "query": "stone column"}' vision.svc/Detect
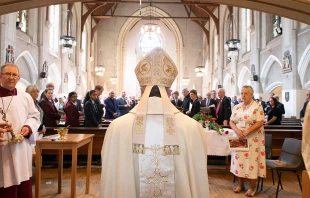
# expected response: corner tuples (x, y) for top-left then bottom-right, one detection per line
(250, 11), (262, 99)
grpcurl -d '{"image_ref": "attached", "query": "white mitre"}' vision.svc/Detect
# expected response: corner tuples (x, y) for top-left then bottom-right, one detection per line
(131, 47), (180, 155)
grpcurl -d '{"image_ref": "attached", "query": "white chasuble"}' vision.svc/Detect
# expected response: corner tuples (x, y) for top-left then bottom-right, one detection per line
(138, 115), (175, 198)
(100, 97), (210, 198)
(0, 90), (40, 188)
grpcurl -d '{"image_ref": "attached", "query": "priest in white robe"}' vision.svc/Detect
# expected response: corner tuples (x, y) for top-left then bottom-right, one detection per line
(100, 48), (210, 198)
(0, 64), (40, 198)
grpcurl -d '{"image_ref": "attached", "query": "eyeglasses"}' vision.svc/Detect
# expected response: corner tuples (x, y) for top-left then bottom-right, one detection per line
(1, 72), (20, 79)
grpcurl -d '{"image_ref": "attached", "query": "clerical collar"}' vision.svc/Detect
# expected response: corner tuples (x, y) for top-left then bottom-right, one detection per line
(0, 86), (17, 97)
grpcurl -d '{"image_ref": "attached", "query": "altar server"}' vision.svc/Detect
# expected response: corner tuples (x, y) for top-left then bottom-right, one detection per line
(0, 64), (40, 198)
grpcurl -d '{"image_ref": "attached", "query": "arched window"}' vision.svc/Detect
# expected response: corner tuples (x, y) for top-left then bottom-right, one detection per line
(139, 34), (162, 56)
(272, 15), (282, 38)
(49, 5), (60, 52)
(16, 10), (28, 33)
(241, 9), (251, 53)
(81, 26), (87, 72)
(246, 9), (251, 52)
(213, 33), (218, 70)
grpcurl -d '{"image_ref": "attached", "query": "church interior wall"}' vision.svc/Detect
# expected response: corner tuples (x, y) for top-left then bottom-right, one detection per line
(0, 2), (309, 117)
(0, 3), (96, 98)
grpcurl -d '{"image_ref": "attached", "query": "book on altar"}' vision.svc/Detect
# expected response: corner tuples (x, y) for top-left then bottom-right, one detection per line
(228, 136), (249, 151)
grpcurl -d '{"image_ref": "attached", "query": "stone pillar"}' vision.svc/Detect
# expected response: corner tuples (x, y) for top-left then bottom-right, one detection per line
(250, 11), (262, 99)
(231, 56), (238, 96)
(281, 19), (302, 118)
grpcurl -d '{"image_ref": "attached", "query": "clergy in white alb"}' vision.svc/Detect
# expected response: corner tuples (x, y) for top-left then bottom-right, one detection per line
(100, 48), (210, 198)
(0, 64), (40, 198)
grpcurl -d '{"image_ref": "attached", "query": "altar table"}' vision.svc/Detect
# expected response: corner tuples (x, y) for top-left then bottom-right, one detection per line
(35, 134), (94, 198)
(202, 128), (237, 156)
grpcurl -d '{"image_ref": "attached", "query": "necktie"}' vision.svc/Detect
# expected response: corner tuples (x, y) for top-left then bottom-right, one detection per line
(93, 103), (98, 114)
(175, 99), (178, 106)
(216, 99), (222, 117)
(206, 99), (209, 107)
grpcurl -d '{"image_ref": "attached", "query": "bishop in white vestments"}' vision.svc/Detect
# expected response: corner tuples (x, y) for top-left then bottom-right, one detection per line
(0, 64), (40, 198)
(100, 48), (210, 198)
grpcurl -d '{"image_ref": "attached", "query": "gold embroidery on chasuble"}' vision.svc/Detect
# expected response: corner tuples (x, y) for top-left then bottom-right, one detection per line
(134, 116), (144, 134)
(139, 145), (174, 198)
(165, 117), (175, 136)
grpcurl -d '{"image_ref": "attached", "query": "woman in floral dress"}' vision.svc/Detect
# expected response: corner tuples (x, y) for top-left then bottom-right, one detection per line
(230, 85), (266, 197)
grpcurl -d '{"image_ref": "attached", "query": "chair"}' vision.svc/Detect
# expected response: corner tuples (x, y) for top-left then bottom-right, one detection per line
(266, 138), (303, 198)
(257, 134), (273, 191)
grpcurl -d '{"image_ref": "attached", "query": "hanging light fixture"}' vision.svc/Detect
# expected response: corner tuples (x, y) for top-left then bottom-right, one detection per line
(95, 49), (105, 76)
(140, 2), (160, 35)
(224, 14), (240, 57)
(59, 10), (76, 54)
(110, 76), (117, 84)
(195, 66), (205, 77)
(195, 50), (206, 77)
(140, 23), (160, 35)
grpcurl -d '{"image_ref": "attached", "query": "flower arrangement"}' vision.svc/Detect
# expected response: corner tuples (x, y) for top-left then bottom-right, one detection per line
(193, 112), (224, 135)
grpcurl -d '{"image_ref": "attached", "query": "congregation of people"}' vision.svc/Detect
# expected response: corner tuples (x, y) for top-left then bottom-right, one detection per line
(1, 61), (309, 198)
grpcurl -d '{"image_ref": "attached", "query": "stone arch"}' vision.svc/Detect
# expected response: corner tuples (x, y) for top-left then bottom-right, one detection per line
(223, 73), (232, 97)
(260, 55), (282, 91)
(67, 71), (76, 92)
(117, 6), (183, 94)
(16, 78), (31, 91)
(298, 43), (310, 89)
(48, 63), (61, 94)
(15, 50), (38, 84)
(265, 82), (283, 94)
(238, 66), (251, 90)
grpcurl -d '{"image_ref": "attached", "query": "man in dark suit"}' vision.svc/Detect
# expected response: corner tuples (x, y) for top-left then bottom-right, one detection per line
(258, 96), (266, 112)
(171, 91), (183, 107)
(185, 89), (201, 118)
(232, 96), (239, 105)
(300, 90), (310, 122)
(201, 91), (218, 118)
(94, 85), (104, 120)
(129, 96), (137, 109)
(117, 91), (131, 116)
(104, 90), (120, 119)
(274, 95), (285, 121)
(216, 88), (232, 126)
(181, 88), (190, 114)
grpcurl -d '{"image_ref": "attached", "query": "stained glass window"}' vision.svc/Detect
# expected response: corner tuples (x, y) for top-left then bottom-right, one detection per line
(273, 15), (282, 38)
(139, 34), (162, 55)
(16, 10), (28, 33)
(81, 26), (87, 72)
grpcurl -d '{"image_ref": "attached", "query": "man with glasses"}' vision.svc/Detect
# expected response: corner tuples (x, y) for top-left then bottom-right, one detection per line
(0, 64), (40, 198)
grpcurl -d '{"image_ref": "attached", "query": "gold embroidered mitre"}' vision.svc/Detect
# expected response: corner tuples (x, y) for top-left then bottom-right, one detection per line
(135, 47), (178, 88)
(132, 48), (180, 155)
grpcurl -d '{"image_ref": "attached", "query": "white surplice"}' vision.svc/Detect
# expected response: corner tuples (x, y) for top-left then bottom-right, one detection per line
(0, 90), (40, 188)
(100, 97), (210, 198)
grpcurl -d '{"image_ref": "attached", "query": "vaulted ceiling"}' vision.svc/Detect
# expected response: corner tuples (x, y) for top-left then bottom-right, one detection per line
(0, 0), (310, 25)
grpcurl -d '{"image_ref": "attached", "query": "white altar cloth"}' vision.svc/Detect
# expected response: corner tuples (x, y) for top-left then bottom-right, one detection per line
(202, 128), (237, 156)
